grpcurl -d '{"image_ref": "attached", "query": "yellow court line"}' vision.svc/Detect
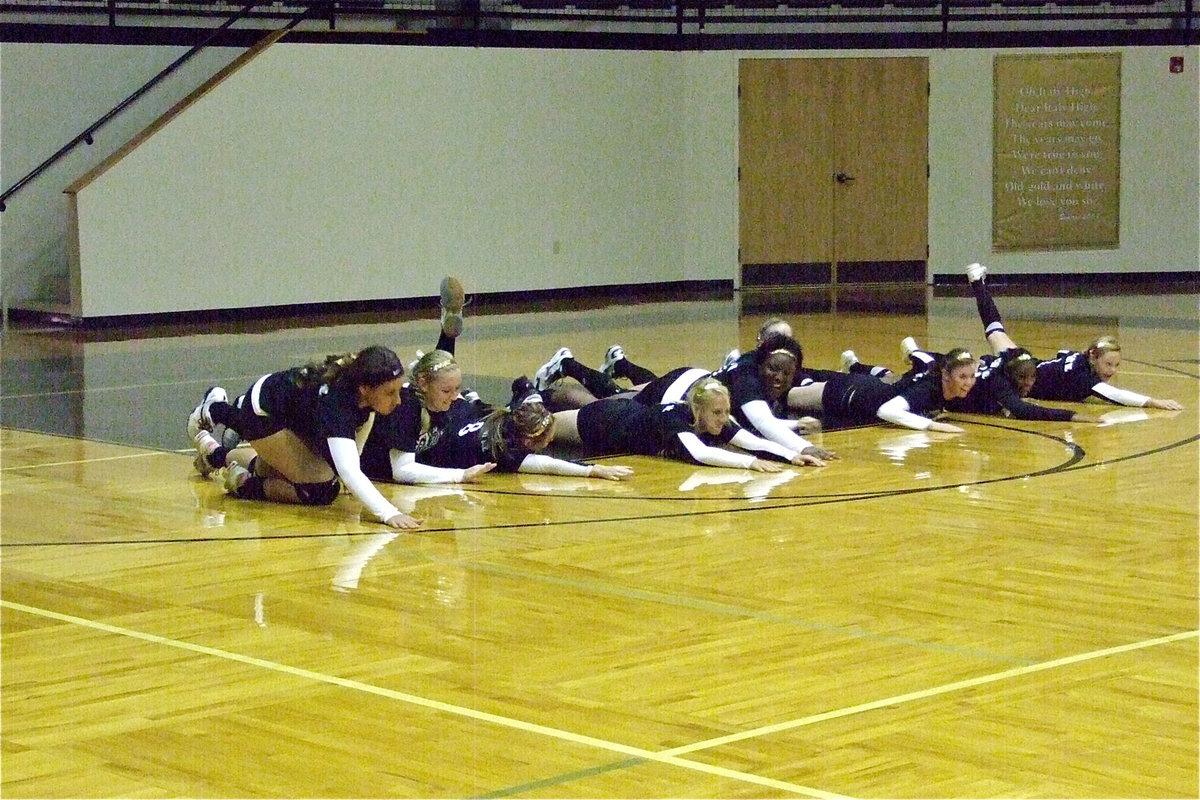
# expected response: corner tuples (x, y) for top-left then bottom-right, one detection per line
(0, 451), (172, 471)
(9, 598), (1193, 795)
(662, 628), (1200, 758)
(0, 600), (845, 800)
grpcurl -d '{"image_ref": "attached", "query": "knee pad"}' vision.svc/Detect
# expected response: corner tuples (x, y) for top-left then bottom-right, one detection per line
(294, 478), (341, 506)
(234, 474), (267, 500)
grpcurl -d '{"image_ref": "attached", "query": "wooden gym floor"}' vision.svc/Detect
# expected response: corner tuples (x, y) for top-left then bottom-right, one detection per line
(1, 283), (1197, 798)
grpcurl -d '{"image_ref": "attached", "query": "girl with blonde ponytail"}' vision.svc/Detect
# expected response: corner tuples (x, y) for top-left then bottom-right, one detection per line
(549, 375), (826, 470)
(365, 377), (634, 482)
(965, 262), (1180, 410)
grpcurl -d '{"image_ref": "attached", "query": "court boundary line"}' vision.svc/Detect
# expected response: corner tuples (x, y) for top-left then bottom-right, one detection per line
(483, 629), (1200, 796)
(0, 450), (173, 470)
(0, 599), (844, 800)
(3, 599), (1194, 798)
(661, 628), (1199, 756)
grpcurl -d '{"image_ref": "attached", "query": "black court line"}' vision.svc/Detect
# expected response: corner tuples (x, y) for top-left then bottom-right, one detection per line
(463, 420), (1086, 502)
(9, 419), (1176, 551)
(466, 423), (1200, 800)
(5, 425), (1194, 798)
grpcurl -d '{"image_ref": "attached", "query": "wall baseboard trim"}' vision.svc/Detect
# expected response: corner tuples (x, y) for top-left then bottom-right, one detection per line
(931, 270), (1200, 294)
(6, 279), (734, 336)
(7, 273), (1195, 336)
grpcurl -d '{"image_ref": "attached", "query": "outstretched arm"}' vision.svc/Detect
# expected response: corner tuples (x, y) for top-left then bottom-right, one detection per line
(328, 437), (421, 528)
(1091, 381), (1181, 410)
(740, 399), (814, 452)
(389, 449), (494, 484)
(518, 453), (633, 480)
(727, 429), (827, 467)
(994, 381), (1077, 422)
(876, 396), (963, 433)
(676, 430), (759, 469)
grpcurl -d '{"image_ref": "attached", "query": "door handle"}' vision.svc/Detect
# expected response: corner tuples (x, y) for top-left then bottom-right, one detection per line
(835, 172), (856, 184)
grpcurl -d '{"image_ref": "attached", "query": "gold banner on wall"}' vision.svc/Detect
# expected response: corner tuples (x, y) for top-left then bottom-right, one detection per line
(993, 53), (1121, 251)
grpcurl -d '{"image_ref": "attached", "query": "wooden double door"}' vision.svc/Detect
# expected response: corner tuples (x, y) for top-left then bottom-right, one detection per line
(738, 57), (929, 310)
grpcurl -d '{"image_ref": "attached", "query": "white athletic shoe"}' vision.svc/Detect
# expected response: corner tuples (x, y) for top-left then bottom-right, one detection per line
(965, 262), (987, 283)
(193, 426), (217, 453)
(722, 348), (740, 371)
(192, 422), (224, 476)
(440, 276), (465, 339)
(900, 337), (919, 359)
(534, 347), (572, 392)
(221, 461), (250, 494)
(840, 350), (859, 372)
(600, 345), (625, 377)
(189, 386), (227, 436)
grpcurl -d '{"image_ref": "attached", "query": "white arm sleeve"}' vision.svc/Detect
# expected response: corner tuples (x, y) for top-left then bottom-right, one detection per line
(1090, 382), (1150, 407)
(676, 431), (757, 469)
(875, 396), (934, 430)
(740, 400), (814, 452)
(327, 436), (402, 522)
(388, 449), (467, 484)
(517, 453), (595, 476)
(728, 428), (797, 461)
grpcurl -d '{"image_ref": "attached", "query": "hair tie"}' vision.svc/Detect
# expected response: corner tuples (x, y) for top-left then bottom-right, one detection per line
(769, 348), (797, 360)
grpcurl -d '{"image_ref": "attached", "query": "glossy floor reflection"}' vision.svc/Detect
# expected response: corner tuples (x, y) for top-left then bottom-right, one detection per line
(2, 285), (1197, 798)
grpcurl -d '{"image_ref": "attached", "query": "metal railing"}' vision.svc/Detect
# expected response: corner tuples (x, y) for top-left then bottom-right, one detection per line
(0, 2), (313, 212)
(1, 0), (1193, 215)
(1, 0), (1196, 36)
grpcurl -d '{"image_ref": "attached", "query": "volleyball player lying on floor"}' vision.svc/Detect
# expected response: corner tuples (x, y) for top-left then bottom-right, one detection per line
(964, 261), (1181, 410)
(532, 335), (835, 465)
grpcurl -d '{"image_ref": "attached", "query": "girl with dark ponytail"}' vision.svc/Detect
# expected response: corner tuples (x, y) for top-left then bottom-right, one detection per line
(187, 345), (421, 528)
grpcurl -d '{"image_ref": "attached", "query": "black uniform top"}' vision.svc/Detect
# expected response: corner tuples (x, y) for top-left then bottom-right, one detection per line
(426, 400), (533, 473)
(1027, 350), (1103, 402)
(657, 404), (739, 463)
(947, 354), (1074, 421)
(577, 397), (737, 463)
(713, 354), (788, 428)
(817, 370), (947, 429)
(357, 383), (452, 478)
(240, 369), (374, 460)
(365, 384), (449, 454)
(890, 369), (953, 417)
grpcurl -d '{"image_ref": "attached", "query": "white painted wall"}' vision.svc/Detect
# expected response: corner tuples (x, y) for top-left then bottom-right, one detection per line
(3, 42), (1196, 319)
(931, 45), (1200, 276)
(70, 44), (734, 317)
(0, 42), (239, 310)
